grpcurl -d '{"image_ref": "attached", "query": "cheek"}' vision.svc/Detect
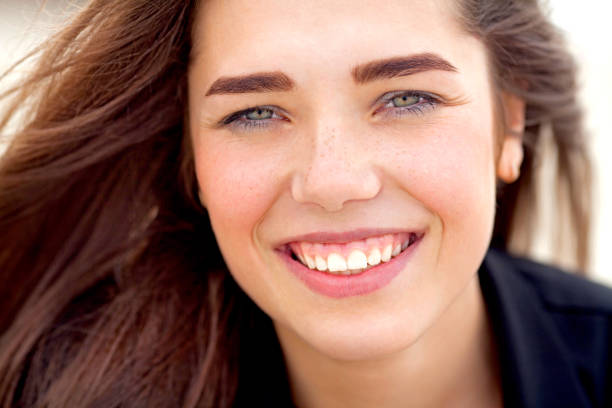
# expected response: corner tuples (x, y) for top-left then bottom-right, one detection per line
(424, 135), (492, 221)
(389, 112), (497, 237)
(192, 137), (283, 239)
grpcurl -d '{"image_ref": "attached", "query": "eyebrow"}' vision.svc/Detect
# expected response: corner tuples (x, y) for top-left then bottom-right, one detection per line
(351, 53), (457, 84)
(204, 53), (457, 96)
(205, 71), (294, 96)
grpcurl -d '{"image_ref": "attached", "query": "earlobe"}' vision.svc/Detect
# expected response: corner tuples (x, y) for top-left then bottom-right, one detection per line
(497, 92), (525, 183)
(497, 137), (524, 183)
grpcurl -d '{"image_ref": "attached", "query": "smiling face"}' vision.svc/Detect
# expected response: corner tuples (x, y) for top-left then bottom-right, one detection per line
(188, 0), (523, 361)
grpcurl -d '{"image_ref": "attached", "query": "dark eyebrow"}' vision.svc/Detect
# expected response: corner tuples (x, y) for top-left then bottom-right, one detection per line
(205, 71), (294, 96)
(351, 53), (457, 84)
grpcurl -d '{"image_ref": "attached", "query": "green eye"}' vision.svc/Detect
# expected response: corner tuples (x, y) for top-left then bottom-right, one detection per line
(246, 108), (273, 120)
(391, 94), (420, 107)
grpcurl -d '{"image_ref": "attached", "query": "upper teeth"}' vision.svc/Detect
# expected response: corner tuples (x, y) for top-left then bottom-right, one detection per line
(347, 250), (367, 270)
(367, 248), (381, 266)
(289, 232), (418, 275)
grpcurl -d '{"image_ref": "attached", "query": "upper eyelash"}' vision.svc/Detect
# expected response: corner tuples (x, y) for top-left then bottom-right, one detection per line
(220, 91), (441, 131)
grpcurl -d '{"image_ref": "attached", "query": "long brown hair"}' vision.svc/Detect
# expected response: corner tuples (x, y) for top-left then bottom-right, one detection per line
(459, 0), (591, 270)
(0, 0), (591, 406)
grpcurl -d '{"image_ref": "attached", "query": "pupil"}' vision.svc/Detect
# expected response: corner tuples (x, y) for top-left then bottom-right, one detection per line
(394, 95), (418, 107)
(248, 108), (271, 120)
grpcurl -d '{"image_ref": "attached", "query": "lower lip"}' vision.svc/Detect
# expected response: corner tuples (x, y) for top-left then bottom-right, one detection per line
(277, 235), (423, 298)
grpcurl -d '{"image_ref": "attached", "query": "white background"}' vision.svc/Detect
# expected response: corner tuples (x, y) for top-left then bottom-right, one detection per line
(1, 0), (610, 285)
(549, 1), (612, 285)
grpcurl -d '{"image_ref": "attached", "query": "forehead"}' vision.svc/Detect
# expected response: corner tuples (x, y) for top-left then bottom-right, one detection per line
(191, 0), (472, 78)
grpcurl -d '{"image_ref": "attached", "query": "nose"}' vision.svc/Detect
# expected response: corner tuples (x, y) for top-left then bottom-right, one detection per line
(291, 122), (382, 212)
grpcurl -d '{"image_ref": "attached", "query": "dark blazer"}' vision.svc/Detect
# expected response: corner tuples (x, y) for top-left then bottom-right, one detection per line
(481, 249), (612, 407)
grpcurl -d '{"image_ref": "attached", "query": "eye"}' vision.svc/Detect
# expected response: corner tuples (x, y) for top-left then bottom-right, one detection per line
(376, 91), (440, 118)
(220, 105), (285, 131)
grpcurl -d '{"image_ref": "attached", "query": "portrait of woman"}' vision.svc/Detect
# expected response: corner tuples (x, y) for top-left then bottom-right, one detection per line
(0, 0), (611, 407)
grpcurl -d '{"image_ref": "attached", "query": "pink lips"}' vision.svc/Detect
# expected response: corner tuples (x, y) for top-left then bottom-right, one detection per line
(276, 232), (424, 298)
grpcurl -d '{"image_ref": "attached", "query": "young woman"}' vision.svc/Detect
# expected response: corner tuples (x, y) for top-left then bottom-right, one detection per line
(0, 0), (609, 407)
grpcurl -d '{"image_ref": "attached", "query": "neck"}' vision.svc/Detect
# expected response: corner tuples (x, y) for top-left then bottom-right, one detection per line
(274, 275), (502, 408)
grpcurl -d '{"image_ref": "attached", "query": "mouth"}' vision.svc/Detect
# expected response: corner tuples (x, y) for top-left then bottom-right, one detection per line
(275, 230), (424, 297)
(281, 231), (423, 275)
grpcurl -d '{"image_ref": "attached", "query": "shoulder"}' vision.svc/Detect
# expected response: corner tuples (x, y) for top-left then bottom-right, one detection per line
(486, 248), (612, 314)
(480, 249), (612, 408)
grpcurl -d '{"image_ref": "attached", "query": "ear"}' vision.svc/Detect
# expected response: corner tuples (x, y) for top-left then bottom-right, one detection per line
(497, 92), (525, 183)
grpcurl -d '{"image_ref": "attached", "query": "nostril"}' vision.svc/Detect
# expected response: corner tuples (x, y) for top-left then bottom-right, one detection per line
(290, 169), (382, 212)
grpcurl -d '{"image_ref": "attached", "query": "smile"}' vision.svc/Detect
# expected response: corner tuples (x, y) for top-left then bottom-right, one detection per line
(276, 230), (425, 298)
(288, 232), (421, 275)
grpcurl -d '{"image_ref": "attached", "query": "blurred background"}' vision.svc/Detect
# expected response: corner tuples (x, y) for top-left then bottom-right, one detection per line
(1, 0), (610, 284)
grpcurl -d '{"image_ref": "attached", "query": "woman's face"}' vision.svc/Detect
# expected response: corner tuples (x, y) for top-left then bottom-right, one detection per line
(188, 0), (522, 360)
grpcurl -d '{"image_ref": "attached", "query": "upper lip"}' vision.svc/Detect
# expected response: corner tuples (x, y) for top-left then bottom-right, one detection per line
(274, 227), (424, 247)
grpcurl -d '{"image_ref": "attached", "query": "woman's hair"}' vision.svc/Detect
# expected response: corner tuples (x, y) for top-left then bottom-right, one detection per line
(0, 0), (591, 406)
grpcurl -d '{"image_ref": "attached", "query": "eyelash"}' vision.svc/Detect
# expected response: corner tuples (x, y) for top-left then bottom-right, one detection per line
(220, 91), (441, 131)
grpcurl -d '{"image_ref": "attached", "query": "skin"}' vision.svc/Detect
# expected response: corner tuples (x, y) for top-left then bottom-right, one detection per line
(188, 0), (524, 406)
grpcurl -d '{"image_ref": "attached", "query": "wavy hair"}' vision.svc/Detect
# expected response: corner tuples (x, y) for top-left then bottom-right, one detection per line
(0, 0), (591, 406)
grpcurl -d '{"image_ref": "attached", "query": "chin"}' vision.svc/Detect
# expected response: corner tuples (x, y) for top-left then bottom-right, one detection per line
(291, 310), (431, 362)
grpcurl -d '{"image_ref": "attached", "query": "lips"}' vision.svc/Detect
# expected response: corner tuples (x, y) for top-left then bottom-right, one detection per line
(276, 230), (425, 298)
(286, 232), (420, 275)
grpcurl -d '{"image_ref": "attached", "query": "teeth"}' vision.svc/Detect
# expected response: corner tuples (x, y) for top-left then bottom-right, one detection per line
(304, 254), (316, 269)
(315, 255), (327, 271)
(367, 248), (381, 266)
(381, 244), (392, 262)
(293, 233), (421, 274)
(327, 253), (347, 272)
(347, 250), (368, 270)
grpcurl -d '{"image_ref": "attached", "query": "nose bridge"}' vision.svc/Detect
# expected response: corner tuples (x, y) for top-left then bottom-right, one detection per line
(291, 117), (382, 211)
